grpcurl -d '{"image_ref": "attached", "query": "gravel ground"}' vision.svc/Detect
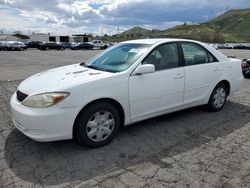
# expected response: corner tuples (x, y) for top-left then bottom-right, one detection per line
(0, 49), (250, 187)
(0, 49), (101, 80)
(220, 49), (250, 60)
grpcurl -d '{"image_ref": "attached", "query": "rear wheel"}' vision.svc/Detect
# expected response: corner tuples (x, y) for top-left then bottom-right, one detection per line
(207, 83), (228, 112)
(75, 102), (120, 148)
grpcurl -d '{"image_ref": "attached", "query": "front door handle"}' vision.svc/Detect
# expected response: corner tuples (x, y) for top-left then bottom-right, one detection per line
(213, 67), (221, 71)
(174, 73), (184, 79)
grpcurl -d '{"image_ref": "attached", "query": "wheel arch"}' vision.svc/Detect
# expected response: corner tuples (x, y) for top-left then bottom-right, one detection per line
(72, 98), (125, 139)
(217, 80), (231, 96)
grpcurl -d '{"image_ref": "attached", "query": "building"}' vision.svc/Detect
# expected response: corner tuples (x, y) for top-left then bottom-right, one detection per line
(29, 33), (70, 43)
(29, 33), (49, 42)
(0, 34), (26, 42)
(12, 33), (30, 42)
(0, 33), (88, 43)
(71, 34), (92, 43)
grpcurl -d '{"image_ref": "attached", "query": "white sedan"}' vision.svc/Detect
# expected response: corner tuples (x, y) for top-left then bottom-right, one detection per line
(10, 39), (244, 147)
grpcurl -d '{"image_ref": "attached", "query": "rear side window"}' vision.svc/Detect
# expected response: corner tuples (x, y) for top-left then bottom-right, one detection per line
(181, 43), (217, 66)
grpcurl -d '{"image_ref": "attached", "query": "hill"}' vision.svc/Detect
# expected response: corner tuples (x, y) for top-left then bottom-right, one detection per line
(206, 9), (250, 41)
(120, 26), (151, 37)
(103, 9), (250, 42)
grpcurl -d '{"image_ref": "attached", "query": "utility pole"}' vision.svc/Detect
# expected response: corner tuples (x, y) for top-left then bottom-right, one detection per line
(101, 26), (103, 37)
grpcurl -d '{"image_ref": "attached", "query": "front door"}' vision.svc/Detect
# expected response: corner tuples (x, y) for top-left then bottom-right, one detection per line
(129, 43), (185, 122)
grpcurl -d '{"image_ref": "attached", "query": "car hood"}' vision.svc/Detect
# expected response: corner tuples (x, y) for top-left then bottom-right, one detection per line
(18, 64), (114, 95)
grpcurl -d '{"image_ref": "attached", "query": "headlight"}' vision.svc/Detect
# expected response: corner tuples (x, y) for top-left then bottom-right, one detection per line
(21, 92), (70, 108)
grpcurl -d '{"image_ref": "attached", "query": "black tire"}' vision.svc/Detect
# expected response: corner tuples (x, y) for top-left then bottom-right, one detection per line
(207, 83), (228, 112)
(75, 102), (121, 148)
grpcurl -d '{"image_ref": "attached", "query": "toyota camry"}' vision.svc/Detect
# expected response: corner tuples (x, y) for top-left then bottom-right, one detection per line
(10, 39), (244, 147)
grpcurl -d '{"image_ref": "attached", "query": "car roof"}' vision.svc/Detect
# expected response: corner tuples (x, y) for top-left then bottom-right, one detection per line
(121, 38), (229, 62)
(121, 38), (202, 45)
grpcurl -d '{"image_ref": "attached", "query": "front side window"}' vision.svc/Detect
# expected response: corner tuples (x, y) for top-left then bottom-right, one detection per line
(142, 43), (179, 71)
(181, 43), (217, 66)
(86, 43), (150, 72)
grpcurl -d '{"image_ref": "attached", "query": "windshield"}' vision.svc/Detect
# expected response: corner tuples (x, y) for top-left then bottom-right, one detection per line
(85, 43), (151, 72)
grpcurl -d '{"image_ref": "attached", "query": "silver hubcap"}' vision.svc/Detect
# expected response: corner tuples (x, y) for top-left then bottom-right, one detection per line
(86, 111), (115, 142)
(213, 87), (226, 108)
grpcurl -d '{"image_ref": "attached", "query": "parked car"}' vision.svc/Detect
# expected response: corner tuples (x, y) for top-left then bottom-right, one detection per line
(0, 41), (7, 51)
(10, 39), (243, 147)
(40, 42), (65, 50)
(234, 44), (250, 49)
(6, 41), (27, 51)
(217, 44), (234, 49)
(26, 41), (43, 49)
(242, 57), (250, 77)
(208, 43), (218, 50)
(90, 40), (108, 49)
(70, 42), (94, 50)
(60, 42), (76, 49)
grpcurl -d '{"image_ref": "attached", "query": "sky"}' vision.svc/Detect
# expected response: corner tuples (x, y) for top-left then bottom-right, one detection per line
(1, 0), (250, 36)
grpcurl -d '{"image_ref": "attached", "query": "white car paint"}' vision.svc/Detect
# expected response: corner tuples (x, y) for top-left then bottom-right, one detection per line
(10, 38), (244, 142)
(129, 66), (185, 121)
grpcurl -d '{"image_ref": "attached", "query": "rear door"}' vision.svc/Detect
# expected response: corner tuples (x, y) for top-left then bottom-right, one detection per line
(181, 42), (222, 105)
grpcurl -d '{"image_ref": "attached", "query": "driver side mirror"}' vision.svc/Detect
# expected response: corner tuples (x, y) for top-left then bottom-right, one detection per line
(132, 64), (155, 75)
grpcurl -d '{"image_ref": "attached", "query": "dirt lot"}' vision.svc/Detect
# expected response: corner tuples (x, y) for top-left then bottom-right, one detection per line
(0, 49), (250, 187)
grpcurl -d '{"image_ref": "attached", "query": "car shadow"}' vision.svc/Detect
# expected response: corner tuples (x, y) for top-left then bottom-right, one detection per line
(4, 101), (250, 186)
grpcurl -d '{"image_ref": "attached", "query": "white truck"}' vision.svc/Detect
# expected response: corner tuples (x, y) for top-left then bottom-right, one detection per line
(90, 40), (108, 49)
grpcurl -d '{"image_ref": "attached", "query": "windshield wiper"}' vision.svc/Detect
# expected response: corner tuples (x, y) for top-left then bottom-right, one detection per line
(84, 64), (107, 71)
(83, 64), (118, 73)
(79, 61), (86, 66)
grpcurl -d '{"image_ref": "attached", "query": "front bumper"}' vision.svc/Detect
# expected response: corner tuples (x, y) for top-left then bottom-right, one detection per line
(10, 93), (80, 142)
(242, 67), (250, 75)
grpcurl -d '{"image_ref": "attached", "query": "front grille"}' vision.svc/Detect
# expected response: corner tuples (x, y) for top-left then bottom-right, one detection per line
(16, 90), (28, 102)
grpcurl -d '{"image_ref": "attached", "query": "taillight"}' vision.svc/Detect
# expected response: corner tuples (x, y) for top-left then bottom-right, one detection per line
(242, 61), (247, 69)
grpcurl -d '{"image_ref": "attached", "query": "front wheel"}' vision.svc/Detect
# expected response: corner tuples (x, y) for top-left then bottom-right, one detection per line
(207, 83), (228, 112)
(75, 102), (121, 148)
